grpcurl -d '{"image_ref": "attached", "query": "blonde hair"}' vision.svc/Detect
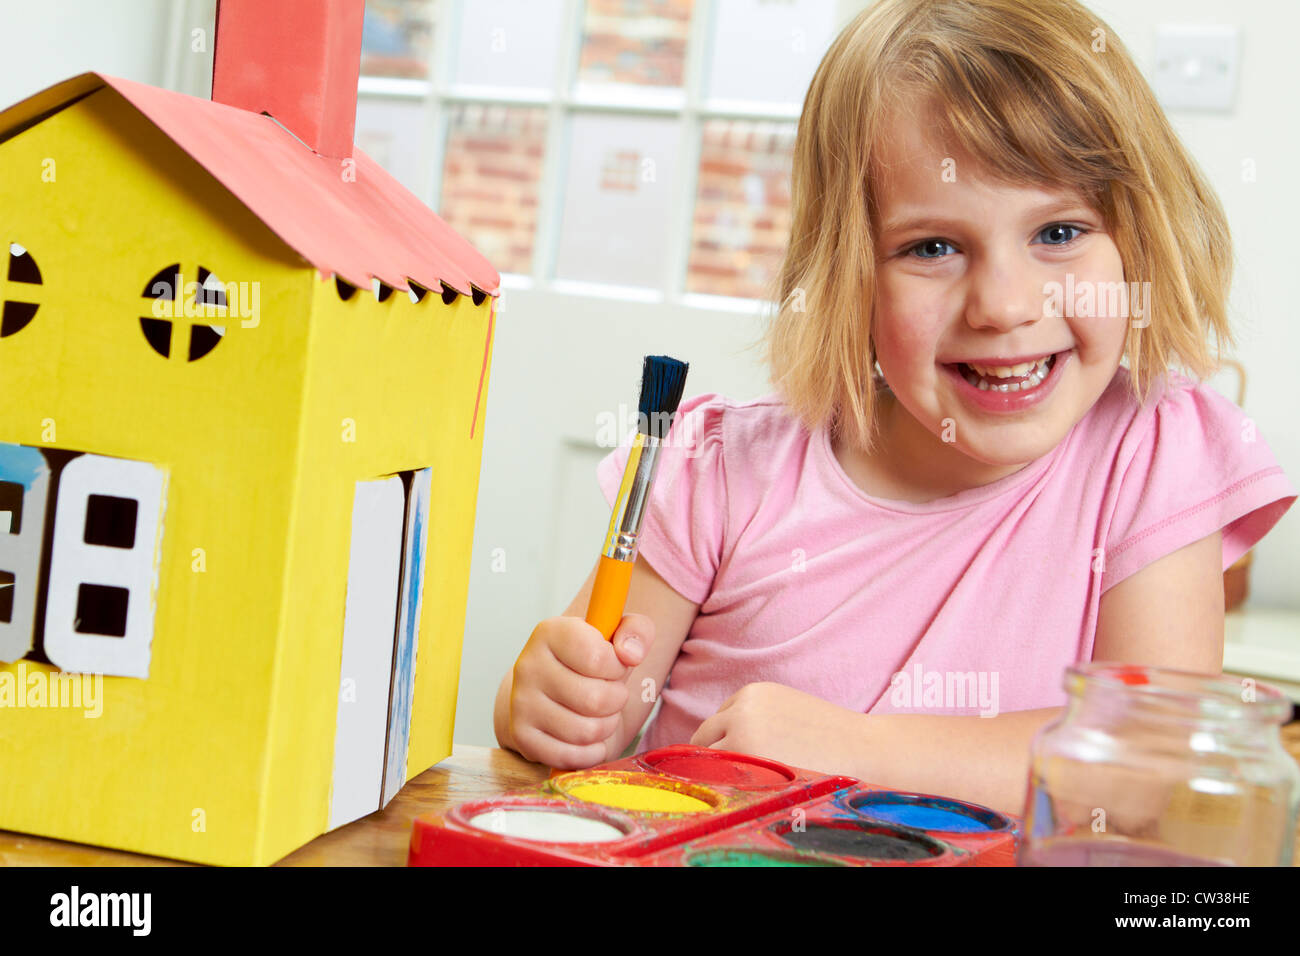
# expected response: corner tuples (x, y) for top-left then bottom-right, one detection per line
(755, 0), (1234, 454)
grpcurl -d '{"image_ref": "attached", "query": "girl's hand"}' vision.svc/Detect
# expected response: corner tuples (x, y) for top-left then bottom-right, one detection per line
(689, 682), (868, 776)
(508, 613), (655, 769)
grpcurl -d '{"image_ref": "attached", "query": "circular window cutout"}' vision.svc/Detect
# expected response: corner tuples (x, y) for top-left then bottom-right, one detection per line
(3, 242), (43, 338)
(140, 264), (227, 361)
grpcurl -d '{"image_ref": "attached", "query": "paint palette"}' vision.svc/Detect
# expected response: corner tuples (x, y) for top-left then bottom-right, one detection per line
(407, 745), (1021, 866)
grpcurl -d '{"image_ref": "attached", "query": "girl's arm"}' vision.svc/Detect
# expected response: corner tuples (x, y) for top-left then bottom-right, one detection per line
(1092, 529), (1224, 672)
(851, 707), (1064, 814)
(692, 530), (1226, 815)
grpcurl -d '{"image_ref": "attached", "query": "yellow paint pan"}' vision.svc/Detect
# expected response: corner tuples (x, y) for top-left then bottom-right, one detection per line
(551, 771), (719, 815)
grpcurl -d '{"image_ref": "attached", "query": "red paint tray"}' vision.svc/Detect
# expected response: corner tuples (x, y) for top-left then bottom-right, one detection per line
(408, 745), (1021, 866)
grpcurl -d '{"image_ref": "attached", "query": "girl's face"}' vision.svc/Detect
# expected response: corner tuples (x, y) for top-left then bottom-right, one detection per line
(871, 108), (1129, 470)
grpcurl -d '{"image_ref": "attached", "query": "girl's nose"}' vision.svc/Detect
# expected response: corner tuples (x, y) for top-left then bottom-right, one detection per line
(962, 259), (1045, 332)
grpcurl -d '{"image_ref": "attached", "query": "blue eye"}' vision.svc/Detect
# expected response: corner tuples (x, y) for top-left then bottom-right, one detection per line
(907, 239), (955, 260)
(1038, 224), (1086, 245)
(905, 223), (1087, 260)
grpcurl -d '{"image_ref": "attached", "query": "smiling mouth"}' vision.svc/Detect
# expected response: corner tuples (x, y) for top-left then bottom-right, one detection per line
(947, 353), (1062, 392)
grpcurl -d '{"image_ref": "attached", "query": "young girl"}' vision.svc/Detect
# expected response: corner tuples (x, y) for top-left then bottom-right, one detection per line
(494, 0), (1296, 814)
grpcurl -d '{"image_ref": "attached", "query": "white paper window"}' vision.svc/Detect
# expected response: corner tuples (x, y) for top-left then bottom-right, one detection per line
(553, 113), (682, 289)
(42, 453), (168, 678)
(329, 476), (406, 830)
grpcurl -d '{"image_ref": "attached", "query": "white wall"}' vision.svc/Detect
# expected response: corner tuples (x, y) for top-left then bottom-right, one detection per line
(1075, 0), (1299, 607)
(0, 0), (181, 104)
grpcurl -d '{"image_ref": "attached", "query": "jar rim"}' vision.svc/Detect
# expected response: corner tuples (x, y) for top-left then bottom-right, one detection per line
(1065, 661), (1292, 722)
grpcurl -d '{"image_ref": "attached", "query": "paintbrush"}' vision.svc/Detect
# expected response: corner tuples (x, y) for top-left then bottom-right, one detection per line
(585, 354), (689, 640)
(548, 355), (688, 780)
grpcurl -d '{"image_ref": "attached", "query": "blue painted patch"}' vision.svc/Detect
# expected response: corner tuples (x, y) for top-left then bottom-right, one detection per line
(0, 442), (48, 489)
(383, 471), (428, 802)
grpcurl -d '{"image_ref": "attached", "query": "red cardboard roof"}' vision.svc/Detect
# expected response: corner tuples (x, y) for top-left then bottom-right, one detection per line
(0, 72), (500, 299)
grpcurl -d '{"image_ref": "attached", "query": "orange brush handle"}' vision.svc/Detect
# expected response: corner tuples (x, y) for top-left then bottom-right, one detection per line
(585, 554), (633, 641)
(546, 556), (633, 779)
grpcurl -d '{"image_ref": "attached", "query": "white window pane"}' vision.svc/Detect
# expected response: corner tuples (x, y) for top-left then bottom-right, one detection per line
(706, 0), (838, 108)
(554, 114), (681, 289)
(452, 0), (566, 92)
(355, 97), (429, 198)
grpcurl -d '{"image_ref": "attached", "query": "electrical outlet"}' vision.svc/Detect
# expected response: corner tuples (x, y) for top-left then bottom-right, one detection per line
(1153, 24), (1240, 112)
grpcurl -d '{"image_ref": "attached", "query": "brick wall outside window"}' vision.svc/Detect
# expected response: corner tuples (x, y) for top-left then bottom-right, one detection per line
(578, 0), (694, 87)
(688, 119), (795, 300)
(438, 104), (548, 277)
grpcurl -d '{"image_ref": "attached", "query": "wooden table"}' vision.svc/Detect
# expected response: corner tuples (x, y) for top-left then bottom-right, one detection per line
(4, 732), (1300, 866)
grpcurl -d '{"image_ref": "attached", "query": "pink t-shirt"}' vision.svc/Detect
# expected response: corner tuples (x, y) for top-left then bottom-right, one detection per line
(596, 367), (1296, 753)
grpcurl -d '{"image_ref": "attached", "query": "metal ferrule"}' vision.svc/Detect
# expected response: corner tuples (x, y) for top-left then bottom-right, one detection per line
(602, 431), (664, 562)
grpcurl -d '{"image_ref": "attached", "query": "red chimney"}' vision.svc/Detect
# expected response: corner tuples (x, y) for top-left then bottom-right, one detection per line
(211, 0), (364, 159)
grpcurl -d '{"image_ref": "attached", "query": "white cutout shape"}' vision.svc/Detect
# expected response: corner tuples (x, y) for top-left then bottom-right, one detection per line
(0, 443), (51, 663)
(329, 476), (404, 830)
(44, 453), (167, 678)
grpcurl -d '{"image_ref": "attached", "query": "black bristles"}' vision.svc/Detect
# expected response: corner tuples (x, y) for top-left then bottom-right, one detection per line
(637, 355), (689, 439)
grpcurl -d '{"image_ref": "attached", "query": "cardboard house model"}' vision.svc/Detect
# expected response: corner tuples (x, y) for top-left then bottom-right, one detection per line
(0, 0), (499, 865)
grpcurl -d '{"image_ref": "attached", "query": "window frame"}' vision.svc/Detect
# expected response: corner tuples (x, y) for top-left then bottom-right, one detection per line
(355, 0), (811, 312)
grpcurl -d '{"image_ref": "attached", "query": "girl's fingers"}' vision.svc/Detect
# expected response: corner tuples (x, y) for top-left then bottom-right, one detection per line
(542, 667), (628, 718)
(611, 613), (655, 669)
(690, 713), (726, 748)
(522, 692), (623, 747)
(548, 625), (628, 681)
(513, 723), (614, 771)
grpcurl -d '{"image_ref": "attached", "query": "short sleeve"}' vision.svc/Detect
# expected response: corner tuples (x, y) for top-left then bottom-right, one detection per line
(596, 392), (729, 605)
(1101, 375), (1297, 592)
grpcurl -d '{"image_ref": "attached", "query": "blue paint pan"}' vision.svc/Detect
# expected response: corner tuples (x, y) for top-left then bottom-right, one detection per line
(848, 791), (1012, 834)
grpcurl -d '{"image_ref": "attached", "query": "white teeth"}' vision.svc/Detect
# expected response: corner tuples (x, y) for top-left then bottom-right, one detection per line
(960, 355), (1052, 392)
(970, 358), (1048, 378)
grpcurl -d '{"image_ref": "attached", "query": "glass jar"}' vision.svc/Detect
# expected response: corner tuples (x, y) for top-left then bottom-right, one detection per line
(1019, 662), (1300, 866)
